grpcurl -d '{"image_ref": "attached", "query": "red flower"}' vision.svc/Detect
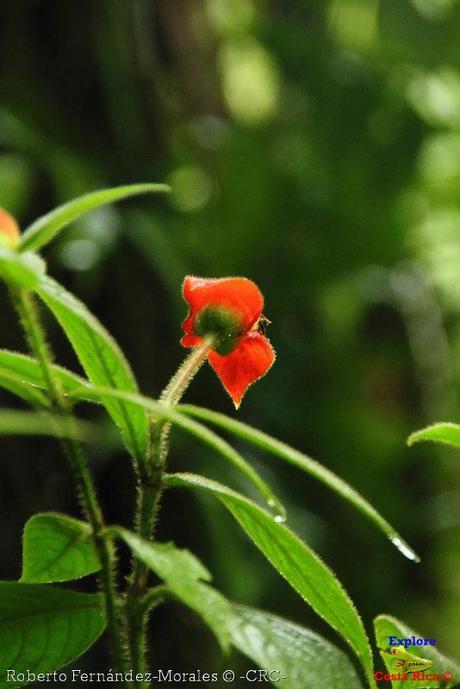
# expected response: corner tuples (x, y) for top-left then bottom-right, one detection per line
(181, 276), (275, 408)
(0, 208), (20, 250)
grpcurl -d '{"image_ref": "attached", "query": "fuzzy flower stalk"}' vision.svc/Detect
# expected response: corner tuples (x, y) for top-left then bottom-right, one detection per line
(127, 275), (275, 679)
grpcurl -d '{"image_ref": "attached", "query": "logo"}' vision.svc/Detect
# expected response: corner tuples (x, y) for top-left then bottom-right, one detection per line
(375, 645), (455, 684)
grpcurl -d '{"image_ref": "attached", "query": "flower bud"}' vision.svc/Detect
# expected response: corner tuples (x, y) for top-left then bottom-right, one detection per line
(0, 208), (20, 250)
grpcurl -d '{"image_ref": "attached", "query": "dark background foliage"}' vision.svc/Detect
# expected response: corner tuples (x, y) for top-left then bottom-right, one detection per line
(1, 0), (460, 683)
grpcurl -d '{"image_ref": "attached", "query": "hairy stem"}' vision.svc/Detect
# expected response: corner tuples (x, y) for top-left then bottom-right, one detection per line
(126, 337), (214, 684)
(159, 335), (214, 407)
(12, 289), (130, 680)
(142, 585), (169, 614)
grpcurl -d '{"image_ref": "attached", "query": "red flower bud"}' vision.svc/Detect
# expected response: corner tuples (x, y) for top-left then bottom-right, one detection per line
(181, 276), (275, 407)
(0, 208), (20, 250)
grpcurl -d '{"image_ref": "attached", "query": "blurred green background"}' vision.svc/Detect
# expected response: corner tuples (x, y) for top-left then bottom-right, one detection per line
(1, 0), (460, 683)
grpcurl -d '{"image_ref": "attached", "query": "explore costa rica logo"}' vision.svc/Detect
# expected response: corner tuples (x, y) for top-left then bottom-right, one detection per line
(376, 635), (456, 685)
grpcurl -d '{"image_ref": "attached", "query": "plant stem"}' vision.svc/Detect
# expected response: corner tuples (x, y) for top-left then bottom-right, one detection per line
(13, 289), (63, 405)
(159, 335), (214, 407)
(142, 585), (169, 614)
(126, 336), (214, 683)
(12, 289), (130, 680)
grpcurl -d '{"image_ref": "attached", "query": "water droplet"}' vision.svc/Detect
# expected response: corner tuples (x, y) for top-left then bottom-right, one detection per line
(390, 536), (420, 562)
(267, 497), (287, 523)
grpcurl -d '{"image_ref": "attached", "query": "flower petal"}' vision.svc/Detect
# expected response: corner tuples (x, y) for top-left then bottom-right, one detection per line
(181, 276), (264, 346)
(0, 208), (20, 249)
(208, 332), (275, 408)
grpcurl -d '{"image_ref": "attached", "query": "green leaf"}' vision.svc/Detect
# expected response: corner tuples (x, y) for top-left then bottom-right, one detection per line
(21, 513), (101, 583)
(0, 583), (106, 689)
(230, 605), (364, 689)
(163, 472), (374, 687)
(0, 246), (45, 288)
(0, 367), (49, 407)
(35, 276), (149, 464)
(178, 405), (419, 563)
(408, 423), (460, 450)
(19, 183), (170, 252)
(65, 384), (284, 515)
(0, 410), (94, 441)
(374, 614), (460, 689)
(0, 350), (89, 402)
(111, 527), (232, 651)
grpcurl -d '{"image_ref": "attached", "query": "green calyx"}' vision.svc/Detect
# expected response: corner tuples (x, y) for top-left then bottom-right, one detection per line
(194, 305), (243, 355)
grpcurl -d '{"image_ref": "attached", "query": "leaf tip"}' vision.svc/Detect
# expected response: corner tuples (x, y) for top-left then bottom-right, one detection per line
(406, 432), (418, 447)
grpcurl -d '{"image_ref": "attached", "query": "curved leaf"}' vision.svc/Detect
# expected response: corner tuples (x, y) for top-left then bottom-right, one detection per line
(0, 410), (94, 440)
(0, 583), (106, 689)
(111, 527), (232, 650)
(163, 471), (374, 687)
(374, 615), (460, 689)
(178, 405), (419, 563)
(19, 183), (170, 252)
(0, 246), (45, 289)
(408, 423), (460, 450)
(0, 367), (49, 407)
(231, 605), (364, 689)
(35, 276), (149, 465)
(66, 383), (284, 515)
(0, 350), (89, 395)
(21, 513), (101, 583)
